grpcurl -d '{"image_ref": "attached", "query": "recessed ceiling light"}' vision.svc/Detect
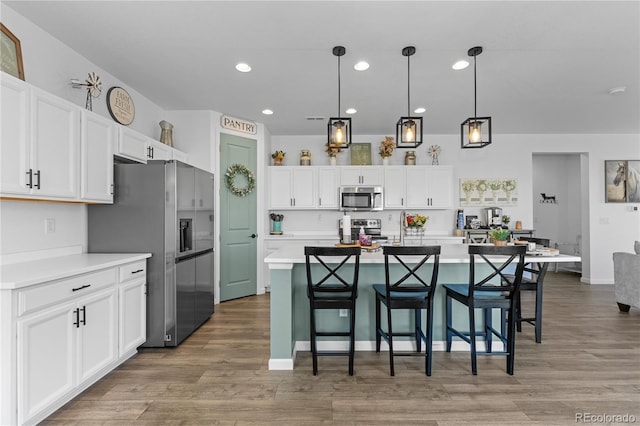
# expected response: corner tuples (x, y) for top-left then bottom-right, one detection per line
(262, 109), (274, 115)
(354, 61), (370, 71)
(235, 62), (252, 72)
(414, 107), (426, 114)
(608, 86), (626, 95)
(452, 60), (469, 70)
(345, 108), (357, 114)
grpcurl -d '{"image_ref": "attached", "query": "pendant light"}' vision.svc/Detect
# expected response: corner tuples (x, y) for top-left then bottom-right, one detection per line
(461, 46), (492, 149)
(396, 46), (423, 149)
(327, 46), (352, 149)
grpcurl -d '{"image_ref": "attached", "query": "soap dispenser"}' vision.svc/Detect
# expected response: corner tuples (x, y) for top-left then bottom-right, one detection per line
(358, 226), (366, 246)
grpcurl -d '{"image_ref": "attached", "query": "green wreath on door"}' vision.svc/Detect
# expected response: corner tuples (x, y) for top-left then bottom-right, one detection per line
(225, 164), (255, 197)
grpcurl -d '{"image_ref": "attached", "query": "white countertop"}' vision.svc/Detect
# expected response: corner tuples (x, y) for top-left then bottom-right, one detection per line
(0, 253), (152, 290)
(264, 243), (581, 266)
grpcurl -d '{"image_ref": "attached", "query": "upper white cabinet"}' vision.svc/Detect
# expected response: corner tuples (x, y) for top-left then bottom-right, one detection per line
(116, 127), (148, 163)
(268, 167), (316, 209)
(383, 166), (453, 210)
(146, 139), (171, 161)
(340, 166), (383, 186)
(80, 111), (115, 202)
(317, 167), (340, 209)
(1, 75), (79, 200)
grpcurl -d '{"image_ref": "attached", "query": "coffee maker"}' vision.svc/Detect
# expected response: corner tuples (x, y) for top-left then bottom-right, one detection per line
(485, 207), (503, 227)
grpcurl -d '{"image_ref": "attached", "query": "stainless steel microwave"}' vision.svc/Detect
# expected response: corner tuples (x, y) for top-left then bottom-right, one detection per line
(339, 186), (384, 211)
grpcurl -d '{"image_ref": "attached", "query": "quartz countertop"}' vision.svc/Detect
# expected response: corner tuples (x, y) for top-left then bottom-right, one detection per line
(264, 243), (581, 266)
(0, 253), (152, 290)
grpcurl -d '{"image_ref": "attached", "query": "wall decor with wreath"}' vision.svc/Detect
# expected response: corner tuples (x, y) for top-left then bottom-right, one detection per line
(225, 164), (255, 197)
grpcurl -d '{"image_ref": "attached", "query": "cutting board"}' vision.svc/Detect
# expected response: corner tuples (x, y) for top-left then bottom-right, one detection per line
(335, 243), (381, 252)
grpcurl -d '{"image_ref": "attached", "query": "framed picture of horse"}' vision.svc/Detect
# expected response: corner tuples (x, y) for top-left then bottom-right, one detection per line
(605, 160), (640, 203)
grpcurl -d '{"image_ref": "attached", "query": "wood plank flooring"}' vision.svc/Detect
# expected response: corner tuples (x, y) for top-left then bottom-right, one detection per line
(43, 272), (640, 425)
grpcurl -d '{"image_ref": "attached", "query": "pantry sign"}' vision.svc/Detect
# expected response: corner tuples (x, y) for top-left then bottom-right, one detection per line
(221, 115), (257, 135)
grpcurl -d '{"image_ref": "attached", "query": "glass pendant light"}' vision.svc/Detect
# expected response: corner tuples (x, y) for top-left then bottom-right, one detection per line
(396, 46), (423, 149)
(461, 46), (492, 149)
(327, 46), (352, 149)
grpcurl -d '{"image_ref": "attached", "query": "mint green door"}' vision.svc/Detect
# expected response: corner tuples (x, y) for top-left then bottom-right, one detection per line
(220, 133), (257, 301)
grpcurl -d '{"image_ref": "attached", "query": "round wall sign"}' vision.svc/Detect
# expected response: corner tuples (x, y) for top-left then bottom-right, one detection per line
(106, 86), (135, 125)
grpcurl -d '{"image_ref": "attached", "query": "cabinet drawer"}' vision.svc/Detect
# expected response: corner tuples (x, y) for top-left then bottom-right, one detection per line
(119, 260), (147, 283)
(18, 269), (116, 317)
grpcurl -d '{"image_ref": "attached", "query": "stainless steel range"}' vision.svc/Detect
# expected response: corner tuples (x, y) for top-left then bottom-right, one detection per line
(338, 218), (388, 244)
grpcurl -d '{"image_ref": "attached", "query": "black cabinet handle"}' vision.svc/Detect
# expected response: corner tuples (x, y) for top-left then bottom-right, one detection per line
(131, 269), (144, 274)
(73, 308), (80, 328)
(34, 170), (41, 189)
(26, 169), (33, 188)
(72, 284), (91, 292)
(80, 306), (86, 326)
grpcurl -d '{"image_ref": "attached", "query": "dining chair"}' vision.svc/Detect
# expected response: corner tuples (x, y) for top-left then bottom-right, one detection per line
(514, 236), (551, 343)
(443, 245), (526, 375)
(305, 246), (361, 376)
(373, 245), (441, 376)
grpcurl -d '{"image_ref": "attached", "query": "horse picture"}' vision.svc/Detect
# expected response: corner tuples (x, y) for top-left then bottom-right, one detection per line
(606, 160), (640, 203)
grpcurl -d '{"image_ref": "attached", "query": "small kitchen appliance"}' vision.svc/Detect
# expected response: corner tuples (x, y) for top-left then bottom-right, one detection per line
(485, 207), (503, 227)
(339, 186), (383, 212)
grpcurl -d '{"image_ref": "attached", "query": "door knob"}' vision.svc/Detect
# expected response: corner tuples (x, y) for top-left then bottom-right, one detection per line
(249, 233), (257, 238)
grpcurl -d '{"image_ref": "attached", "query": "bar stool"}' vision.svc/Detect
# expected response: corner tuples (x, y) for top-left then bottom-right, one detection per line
(373, 246), (441, 376)
(443, 245), (526, 375)
(305, 246), (361, 376)
(514, 236), (550, 343)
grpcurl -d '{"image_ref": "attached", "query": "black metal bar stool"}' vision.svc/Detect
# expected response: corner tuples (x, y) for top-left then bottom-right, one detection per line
(305, 246), (361, 376)
(373, 245), (441, 376)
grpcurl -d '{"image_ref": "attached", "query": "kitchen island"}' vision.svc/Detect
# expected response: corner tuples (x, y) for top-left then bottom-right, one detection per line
(264, 243), (581, 370)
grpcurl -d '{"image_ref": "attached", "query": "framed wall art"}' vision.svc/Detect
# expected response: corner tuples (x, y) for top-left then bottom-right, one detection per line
(460, 178), (518, 206)
(350, 143), (372, 166)
(1, 23), (24, 80)
(605, 160), (640, 203)
(107, 86), (135, 125)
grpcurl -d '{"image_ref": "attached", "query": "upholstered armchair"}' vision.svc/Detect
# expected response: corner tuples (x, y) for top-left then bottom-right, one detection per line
(613, 242), (640, 312)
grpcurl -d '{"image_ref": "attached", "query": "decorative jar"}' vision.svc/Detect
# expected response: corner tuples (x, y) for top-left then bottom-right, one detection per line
(300, 150), (311, 166)
(405, 151), (416, 165)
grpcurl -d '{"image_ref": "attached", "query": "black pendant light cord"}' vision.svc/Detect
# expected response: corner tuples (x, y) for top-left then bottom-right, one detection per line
(473, 53), (477, 119)
(337, 53), (341, 116)
(407, 52), (411, 116)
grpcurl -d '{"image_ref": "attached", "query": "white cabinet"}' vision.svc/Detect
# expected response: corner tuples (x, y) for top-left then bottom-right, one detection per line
(383, 166), (453, 210)
(268, 167), (316, 209)
(80, 111), (114, 202)
(17, 280), (117, 425)
(1, 256), (148, 426)
(118, 260), (147, 357)
(0, 75), (79, 200)
(317, 167), (340, 209)
(146, 139), (171, 161)
(340, 166), (383, 186)
(116, 127), (148, 163)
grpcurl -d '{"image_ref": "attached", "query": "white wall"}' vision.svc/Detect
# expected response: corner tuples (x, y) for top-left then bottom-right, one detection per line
(271, 133), (640, 284)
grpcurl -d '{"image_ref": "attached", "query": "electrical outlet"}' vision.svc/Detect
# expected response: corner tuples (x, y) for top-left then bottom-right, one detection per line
(44, 218), (55, 234)
(339, 309), (348, 317)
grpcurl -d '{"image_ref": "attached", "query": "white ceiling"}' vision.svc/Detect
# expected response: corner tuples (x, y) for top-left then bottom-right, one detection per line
(6, 1), (639, 136)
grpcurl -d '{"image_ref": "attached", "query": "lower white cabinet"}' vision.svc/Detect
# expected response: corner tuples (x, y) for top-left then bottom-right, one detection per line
(1, 256), (148, 426)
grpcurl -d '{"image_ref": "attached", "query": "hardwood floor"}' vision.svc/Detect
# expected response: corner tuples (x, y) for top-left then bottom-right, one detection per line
(43, 272), (640, 425)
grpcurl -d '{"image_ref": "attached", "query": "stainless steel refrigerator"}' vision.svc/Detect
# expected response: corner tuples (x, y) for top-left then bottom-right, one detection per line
(88, 160), (214, 347)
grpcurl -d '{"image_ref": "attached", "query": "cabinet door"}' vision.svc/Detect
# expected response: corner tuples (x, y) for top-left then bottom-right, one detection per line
(317, 167), (340, 209)
(147, 139), (171, 161)
(291, 168), (316, 209)
(18, 302), (76, 425)
(119, 279), (147, 357)
(31, 88), (79, 199)
(77, 288), (118, 384)
(118, 128), (148, 163)
(268, 167), (293, 209)
(339, 167), (362, 185)
(427, 166), (453, 209)
(383, 167), (405, 209)
(360, 167), (383, 186)
(0, 75), (30, 195)
(405, 167), (430, 208)
(80, 111), (114, 202)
